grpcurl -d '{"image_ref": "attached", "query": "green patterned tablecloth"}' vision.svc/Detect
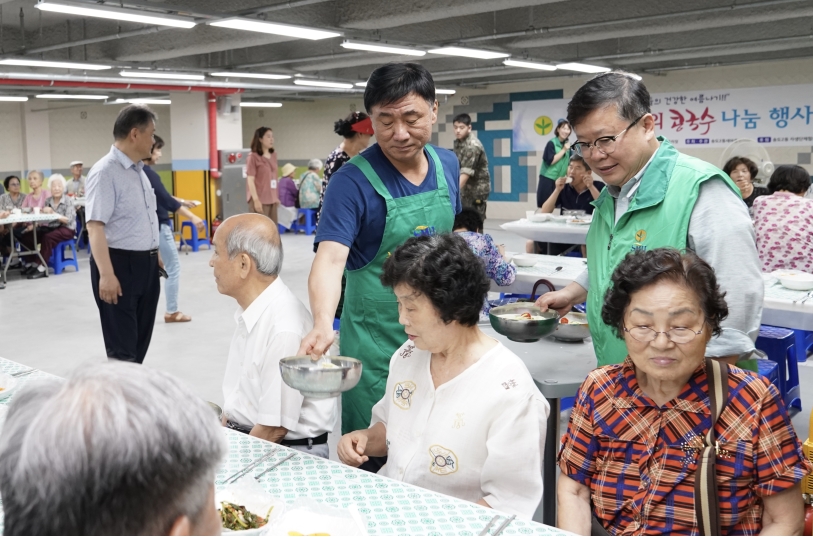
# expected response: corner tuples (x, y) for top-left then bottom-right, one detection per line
(0, 358), (570, 536)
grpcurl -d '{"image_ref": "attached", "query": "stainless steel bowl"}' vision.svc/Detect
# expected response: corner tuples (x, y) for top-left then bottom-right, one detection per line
(554, 312), (591, 342)
(279, 356), (363, 399)
(206, 401), (223, 421)
(489, 303), (559, 342)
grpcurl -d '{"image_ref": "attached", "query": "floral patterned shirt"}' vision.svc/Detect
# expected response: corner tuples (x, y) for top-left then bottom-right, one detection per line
(299, 170), (321, 209)
(316, 145), (350, 226)
(752, 192), (813, 273)
(456, 231), (516, 315)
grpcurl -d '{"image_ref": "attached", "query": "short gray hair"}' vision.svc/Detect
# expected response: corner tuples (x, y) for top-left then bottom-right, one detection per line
(226, 221), (283, 276)
(48, 173), (67, 190)
(308, 158), (323, 170)
(0, 362), (226, 535)
(567, 70), (651, 127)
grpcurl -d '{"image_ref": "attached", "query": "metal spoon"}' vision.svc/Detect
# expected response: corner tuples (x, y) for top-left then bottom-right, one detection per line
(254, 452), (297, 479)
(493, 515), (516, 536)
(478, 515), (501, 536)
(11, 369), (37, 378)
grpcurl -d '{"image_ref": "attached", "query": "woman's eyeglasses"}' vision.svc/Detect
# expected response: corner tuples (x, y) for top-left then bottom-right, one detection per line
(623, 325), (703, 344)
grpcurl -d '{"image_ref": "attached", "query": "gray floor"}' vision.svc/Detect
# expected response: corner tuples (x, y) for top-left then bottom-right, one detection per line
(2, 218), (812, 445)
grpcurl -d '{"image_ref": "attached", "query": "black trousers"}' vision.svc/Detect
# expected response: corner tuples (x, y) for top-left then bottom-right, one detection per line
(90, 248), (160, 364)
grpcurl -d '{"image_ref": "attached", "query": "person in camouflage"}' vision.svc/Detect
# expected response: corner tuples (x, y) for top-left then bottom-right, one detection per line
(452, 113), (490, 219)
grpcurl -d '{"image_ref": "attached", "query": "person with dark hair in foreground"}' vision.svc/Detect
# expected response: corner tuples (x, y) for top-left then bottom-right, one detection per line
(558, 248), (809, 536)
(0, 361), (226, 536)
(535, 71), (763, 368)
(452, 113), (491, 218)
(337, 234), (548, 517)
(752, 165), (813, 273)
(86, 104), (162, 364)
(143, 135), (205, 323)
(300, 63), (462, 473)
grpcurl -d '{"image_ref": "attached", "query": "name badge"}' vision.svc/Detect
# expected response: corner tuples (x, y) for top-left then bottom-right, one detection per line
(270, 180), (277, 189)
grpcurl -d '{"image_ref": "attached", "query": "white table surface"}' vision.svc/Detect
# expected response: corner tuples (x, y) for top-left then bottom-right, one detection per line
(490, 254), (587, 296)
(501, 219), (590, 245)
(0, 213), (60, 226)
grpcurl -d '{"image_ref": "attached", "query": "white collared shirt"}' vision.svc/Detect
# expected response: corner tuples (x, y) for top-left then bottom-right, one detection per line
(371, 340), (550, 518)
(223, 277), (337, 440)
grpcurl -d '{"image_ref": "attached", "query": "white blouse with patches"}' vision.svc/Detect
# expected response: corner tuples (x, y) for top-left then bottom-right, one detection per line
(370, 340), (549, 518)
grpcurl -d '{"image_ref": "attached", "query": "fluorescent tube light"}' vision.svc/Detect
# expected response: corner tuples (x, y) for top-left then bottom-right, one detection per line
(293, 79), (354, 89)
(209, 18), (340, 40)
(116, 98), (171, 105)
(556, 62), (611, 73)
(435, 88), (457, 95)
(355, 81), (367, 87)
(503, 59), (557, 71)
(210, 72), (291, 80)
(36, 94), (108, 100)
(427, 46), (509, 60)
(120, 71), (205, 81)
(0, 58), (111, 70)
(0, 96), (28, 101)
(35, 0), (196, 29)
(240, 102), (283, 108)
(341, 40), (425, 56)
(627, 73), (643, 80)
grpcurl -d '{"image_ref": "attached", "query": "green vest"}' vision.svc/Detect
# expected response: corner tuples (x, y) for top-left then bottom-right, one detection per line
(586, 138), (741, 366)
(539, 137), (569, 180)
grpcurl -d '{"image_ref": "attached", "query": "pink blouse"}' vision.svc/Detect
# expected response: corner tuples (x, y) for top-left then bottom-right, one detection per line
(752, 192), (813, 273)
(22, 190), (48, 209)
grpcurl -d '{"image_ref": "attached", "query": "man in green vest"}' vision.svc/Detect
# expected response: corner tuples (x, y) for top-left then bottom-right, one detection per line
(298, 63), (461, 471)
(536, 71), (763, 367)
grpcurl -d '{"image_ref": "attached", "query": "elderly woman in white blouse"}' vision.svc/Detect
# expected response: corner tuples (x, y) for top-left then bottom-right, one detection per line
(337, 233), (549, 518)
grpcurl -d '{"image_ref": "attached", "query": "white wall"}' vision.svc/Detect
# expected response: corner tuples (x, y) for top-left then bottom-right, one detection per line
(0, 103), (25, 177)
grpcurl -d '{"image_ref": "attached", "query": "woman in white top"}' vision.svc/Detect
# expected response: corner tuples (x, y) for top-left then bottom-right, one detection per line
(338, 233), (549, 518)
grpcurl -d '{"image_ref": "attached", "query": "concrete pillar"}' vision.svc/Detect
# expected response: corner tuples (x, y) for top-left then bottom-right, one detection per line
(19, 100), (53, 186)
(169, 92), (209, 172)
(216, 94), (243, 151)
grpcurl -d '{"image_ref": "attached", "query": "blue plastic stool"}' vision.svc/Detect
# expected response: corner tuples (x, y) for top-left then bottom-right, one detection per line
(755, 325), (802, 413)
(756, 359), (779, 388)
(48, 239), (79, 274)
(795, 330), (813, 362)
(291, 208), (317, 235)
(181, 220), (211, 252)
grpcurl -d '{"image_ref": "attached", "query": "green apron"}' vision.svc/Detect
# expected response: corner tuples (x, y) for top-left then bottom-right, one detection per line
(339, 145), (455, 434)
(539, 137), (569, 180)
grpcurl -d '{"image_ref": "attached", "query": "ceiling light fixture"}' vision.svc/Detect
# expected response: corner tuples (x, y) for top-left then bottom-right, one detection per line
(341, 40), (425, 56)
(240, 102), (283, 108)
(115, 98), (172, 105)
(36, 94), (108, 100)
(626, 73), (643, 80)
(0, 96), (28, 101)
(503, 59), (557, 71)
(293, 79), (354, 89)
(210, 72), (291, 80)
(35, 0), (196, 29)
(209, 18), (340, 40)
(0, 58), (111, 70)
(120, 70), (205, 81)
(427, 46), (509, 60)
(435, 88), (457, 95)
(355, 81), (367, 87)
(556, 62), (611, 73)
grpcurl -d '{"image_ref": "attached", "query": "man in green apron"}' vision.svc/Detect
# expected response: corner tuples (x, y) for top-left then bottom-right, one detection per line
(535, 71), (762, 368)
(298, 63), (460, 471)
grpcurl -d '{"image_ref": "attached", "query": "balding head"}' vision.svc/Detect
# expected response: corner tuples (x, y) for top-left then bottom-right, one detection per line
(221, 214), (282, 276)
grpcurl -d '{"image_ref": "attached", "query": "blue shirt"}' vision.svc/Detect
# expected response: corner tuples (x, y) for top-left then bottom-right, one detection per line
(86, 145), (159, 251)
(144, 165), (181, 226)
(315, 143), (462, 270)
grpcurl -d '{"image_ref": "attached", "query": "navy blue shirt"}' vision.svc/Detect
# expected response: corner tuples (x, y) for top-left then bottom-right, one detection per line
(315, 143), (461, 270)
(555, 181), (605, 214)
(144, 165), (181, 226)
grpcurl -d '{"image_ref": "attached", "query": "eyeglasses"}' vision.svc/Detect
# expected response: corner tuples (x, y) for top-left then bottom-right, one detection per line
(623, 324), (703, 344)
(571, 115), (644, 157)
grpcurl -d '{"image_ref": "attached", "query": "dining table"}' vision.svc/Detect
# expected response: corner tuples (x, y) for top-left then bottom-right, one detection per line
(0, 213), (60, 284)
(0, 356), (573, 536)
(501, 219), (590, 245)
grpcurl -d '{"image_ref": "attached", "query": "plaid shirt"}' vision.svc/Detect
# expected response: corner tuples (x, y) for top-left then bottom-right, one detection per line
(559, 358), (811, 535)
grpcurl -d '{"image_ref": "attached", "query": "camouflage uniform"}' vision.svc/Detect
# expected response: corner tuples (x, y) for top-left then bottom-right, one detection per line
(453, 134), (491, 219)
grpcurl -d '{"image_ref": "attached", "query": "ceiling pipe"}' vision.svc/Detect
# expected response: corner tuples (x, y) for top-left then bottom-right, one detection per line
(0, 77), (242, 94)
(21, 26), (166, 56)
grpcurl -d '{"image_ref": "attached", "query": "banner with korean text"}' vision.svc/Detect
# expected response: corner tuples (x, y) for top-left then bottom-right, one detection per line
(512, 84), (813, 150)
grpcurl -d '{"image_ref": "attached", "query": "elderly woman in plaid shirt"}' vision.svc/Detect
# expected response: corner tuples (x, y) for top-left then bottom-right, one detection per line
(557, 248), (810, 536)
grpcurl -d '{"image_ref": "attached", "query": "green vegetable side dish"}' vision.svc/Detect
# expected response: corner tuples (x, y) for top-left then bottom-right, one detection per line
(220, 502), (273, 531)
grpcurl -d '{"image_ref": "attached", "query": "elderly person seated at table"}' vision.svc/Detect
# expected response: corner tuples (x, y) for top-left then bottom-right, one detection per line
(557, 247), (810, 536)
(0, 362), (225, 535)
(453, 207), (515, 315)
(752, 165), (813, 273)
(724, 156), (768, 209)
(212, 213), (337, 458)
(0, 175), (25, 259)
(338, 233), (549, 518)
(299, 158), (323, 209)
(18, 173), (77, 280)
(278, 162), (299, 208)
(21, 169), (47, 210)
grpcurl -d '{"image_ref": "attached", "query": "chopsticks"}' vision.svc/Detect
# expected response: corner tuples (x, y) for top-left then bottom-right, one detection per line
(223, 448), (278, 484)
(254, 452), (297, 479)
(478, 514), (516, 536)
(11, 368), (37, 378)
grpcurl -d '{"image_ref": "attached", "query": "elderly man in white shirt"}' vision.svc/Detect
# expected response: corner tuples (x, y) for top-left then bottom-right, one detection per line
(211, 213), (337, 458)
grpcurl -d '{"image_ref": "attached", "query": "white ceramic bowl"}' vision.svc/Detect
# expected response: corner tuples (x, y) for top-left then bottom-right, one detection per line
(528, 213), (550, 223)
(0, 373), (19, 402)
(773, 270), (813, 291)
(549, 214), (569, 222)
(512, 254), (538, 267)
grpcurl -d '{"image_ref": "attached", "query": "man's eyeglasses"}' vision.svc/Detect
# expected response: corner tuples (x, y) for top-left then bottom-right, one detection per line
(571, 115), (645, 157)
(623, 324), (703, 344)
